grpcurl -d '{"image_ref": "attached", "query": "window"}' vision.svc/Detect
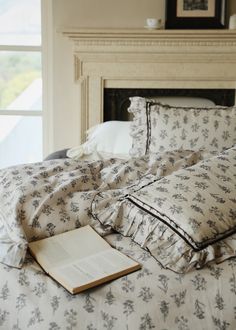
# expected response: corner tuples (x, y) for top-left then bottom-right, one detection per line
(0, 0), (42, 169)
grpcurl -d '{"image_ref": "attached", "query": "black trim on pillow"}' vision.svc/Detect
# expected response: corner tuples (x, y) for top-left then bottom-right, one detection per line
(145, 101), (160, 155)
(143, 100), (236, 155)
(127, 194), (236, 251)
(145, 102), (152, 155)
(145, 101), (159, 155)
(127, 195), (198, 251)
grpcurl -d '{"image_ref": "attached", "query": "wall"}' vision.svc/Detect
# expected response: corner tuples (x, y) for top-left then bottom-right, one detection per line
(229, 1), (236, 14)
(54, 0), (165, 29)
(54, 0), (236, 29)
(51, 0), (236, 152)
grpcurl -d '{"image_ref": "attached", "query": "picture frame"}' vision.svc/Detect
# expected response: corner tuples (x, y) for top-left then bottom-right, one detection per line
(165, 0), (226, 29)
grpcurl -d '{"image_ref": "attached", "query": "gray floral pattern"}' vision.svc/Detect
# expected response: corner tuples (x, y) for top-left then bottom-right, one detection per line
(94, 146), (236, 273)
(0, 234), (236, 329)
(0, 150), (202, 268)
(128, 97), (236, 157)
(0, 157), (144, 268)
(0, 147), (236, 328)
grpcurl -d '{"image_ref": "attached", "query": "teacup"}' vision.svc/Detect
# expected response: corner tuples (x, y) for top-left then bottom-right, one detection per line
(146, 18), (162, 28)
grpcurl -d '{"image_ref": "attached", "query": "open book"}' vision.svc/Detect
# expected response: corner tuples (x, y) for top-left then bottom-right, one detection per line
(29, 225), (141, 294)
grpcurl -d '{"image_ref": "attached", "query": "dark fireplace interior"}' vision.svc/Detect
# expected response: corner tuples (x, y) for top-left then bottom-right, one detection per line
(104, 88), (235, 121)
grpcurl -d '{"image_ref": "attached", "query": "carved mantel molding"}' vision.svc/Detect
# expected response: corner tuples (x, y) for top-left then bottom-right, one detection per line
(63, 29), (236, 51)
(62, 28), (236, 140)
(62, 28), (236, 40)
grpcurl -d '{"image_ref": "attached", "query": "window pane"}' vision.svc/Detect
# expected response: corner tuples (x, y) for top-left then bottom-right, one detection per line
(0, 51), (42, 110)
(0, 115), (42, 169)
(0, 0), (41, 46)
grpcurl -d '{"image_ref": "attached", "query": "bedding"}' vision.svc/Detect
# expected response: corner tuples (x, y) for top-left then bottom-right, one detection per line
(67, 97), (216, 162)
(129, 97), (236, 157)
(1, 100), (236, 329)
(0, 149), (202, 268)
(93, 146), (236, 273)
(67, 121), (132, 161)
(44, 148), (69, 160)
(146, 96), (215, 107)
(1, 233), (236, 330)
(0, 147), (236, 329)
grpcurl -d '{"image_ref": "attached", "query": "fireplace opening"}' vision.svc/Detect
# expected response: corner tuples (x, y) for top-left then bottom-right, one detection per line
(104, 88), (235, 122)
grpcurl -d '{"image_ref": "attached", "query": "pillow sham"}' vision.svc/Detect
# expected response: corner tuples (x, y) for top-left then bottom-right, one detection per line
(120, 146), (236, 273)
(128, 97), (236, 157)
(67, 121), (132, 160)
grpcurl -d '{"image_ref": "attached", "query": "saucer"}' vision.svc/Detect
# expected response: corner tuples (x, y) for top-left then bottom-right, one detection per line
(144, 25), (160, 30)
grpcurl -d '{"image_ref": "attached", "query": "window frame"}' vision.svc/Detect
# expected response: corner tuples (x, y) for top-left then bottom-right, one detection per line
(0, 45), (42, 117)
(0, 0), (53, 161)
(41, 0), (54, 158)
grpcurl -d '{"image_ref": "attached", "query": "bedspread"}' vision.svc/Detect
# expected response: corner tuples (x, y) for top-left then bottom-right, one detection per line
(0, 148), (236, 329)
(0, 233), (236, 330)
(0, 149), (201, 268)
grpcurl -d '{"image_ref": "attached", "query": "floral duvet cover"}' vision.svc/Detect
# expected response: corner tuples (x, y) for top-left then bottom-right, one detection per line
(1, 234), (236, 330)
(0, 148), (236, 330)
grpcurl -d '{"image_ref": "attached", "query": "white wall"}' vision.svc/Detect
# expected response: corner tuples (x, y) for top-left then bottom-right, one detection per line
(52, 0), (166, 151)
(51, 0), (236, 152)
(54, 0), (165, 29)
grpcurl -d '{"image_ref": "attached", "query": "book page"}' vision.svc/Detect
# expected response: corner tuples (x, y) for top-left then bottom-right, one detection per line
(50, 248), (140, 291)
(29, 226), (111, 270)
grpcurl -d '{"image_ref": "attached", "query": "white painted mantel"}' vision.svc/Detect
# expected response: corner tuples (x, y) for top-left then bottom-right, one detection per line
(62, 28), (236, 141)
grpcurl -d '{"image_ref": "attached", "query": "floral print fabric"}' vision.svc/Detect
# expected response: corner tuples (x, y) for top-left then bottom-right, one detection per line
(0, 234), (236, 330)
(0, 150), (202, 268)
(128, 97), (236, 157)
(0, 149), (236, 329)
(0, 157), (144, 268)
(93, 146), (236, 273)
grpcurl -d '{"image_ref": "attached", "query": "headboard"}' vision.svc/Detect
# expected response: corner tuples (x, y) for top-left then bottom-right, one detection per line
(104, 88), (235, 121)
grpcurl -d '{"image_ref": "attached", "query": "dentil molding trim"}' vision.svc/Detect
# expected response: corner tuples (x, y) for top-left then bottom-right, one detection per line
(62, 28), (236, 47)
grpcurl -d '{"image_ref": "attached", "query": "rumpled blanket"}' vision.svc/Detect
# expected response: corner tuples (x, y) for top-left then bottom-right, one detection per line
(0, 149), (209, 268)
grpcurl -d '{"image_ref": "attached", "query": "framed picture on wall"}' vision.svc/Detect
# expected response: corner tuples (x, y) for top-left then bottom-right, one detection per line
(165, 0), (227, 29)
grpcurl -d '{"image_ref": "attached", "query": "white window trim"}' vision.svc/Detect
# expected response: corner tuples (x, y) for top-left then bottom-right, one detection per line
(0, 45), (41, 51)
(0, 0), (54, 160)
(41, 0), (54, 158)
(0, 44), (42, 118)
(0, 110), (42, 116)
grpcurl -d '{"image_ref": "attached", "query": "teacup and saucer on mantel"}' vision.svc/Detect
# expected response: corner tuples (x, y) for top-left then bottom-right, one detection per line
(144, 18), (162, 30)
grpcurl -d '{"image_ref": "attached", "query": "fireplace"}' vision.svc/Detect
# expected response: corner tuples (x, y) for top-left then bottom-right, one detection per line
(62, 29), (236, 142)
(104, 88), (235, 121)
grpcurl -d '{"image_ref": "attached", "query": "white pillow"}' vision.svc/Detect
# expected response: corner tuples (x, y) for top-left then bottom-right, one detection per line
(67, 98), (216, 160)
(67, 121), (132, 160)
(147, 96), (215, 107)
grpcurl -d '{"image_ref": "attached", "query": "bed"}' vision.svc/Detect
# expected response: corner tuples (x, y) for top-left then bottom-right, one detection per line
(0, 96), (236, 330)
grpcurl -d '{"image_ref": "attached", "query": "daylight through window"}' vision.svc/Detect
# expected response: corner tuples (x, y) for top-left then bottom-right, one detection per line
(0, 0), (42, 169)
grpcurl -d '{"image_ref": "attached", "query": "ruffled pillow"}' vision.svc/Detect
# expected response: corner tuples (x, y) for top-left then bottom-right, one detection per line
(93, 146), (236, 273)
(127, 146), (236, 272)
(128, 97), (236, 157)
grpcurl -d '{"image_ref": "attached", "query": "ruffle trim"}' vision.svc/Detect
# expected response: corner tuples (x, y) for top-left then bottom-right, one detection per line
(92, 196), (236, 274)
(67, 124), (103, 160)
(128, 97), (148, 158)
(67, 142), (103, 161)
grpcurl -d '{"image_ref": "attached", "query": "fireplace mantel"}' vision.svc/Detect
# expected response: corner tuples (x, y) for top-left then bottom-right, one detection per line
(62, 28), (236, 141)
